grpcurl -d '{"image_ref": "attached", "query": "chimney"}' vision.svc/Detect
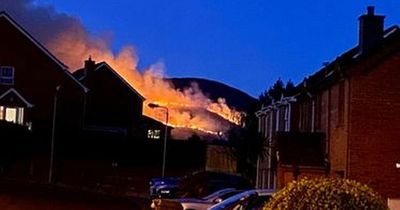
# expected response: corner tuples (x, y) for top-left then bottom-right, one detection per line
(84, 56), (95, 78)
(358, 6), (385, 54)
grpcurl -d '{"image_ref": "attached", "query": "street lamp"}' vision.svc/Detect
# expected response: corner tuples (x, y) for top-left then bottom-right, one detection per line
(148, 103), (169, 178)
(49, 85), (61, 183)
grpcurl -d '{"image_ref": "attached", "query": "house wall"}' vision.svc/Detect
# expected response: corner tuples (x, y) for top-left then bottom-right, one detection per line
(293, 82), (349, 179)
(0, 16), (84, 140)
(321, 81), (349, 178)
(256, 107), (278, 189)
(349, 50), (400, 198)
(84, 65), (143, 137)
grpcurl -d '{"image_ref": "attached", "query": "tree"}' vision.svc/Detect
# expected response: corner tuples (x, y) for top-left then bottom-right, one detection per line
(259, 79), (295, 106)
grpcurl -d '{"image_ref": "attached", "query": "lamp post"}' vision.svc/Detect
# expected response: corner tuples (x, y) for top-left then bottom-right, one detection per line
(148, 103), (169, 178)
(49, 85), (61, 183)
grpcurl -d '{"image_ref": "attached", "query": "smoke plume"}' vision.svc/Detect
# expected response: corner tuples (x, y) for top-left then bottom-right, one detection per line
(0, 0), (243, 139)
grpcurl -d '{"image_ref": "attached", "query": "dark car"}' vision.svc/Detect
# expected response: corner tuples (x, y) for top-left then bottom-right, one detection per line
(150, 177), (181, 198)
(178, 171), (253, 198)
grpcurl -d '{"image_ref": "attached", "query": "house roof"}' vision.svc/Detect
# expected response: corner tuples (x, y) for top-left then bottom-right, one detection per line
(0, 11), (89, 93)
(0, 88), (34, 108)
(73, 61), (145, 100)
(296, 25), (400, 97)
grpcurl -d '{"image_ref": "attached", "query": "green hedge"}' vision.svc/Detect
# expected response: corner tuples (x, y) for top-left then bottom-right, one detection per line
(264, 177), (388, 210)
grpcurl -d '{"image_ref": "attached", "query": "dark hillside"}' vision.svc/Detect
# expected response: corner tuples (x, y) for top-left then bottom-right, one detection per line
(168, 77), (257, 111)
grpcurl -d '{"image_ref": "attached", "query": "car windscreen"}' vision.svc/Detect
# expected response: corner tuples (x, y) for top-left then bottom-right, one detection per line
(209, 191), (256, 210)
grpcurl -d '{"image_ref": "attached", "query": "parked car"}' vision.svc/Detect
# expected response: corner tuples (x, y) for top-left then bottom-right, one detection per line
(151, 188), (244, 210)
(149, 177), (181, 198)
(207, 189), (274, 210)
(178, 171), (253, 198)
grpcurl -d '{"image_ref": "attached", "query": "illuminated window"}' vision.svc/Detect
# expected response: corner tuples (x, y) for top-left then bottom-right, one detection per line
(0, 106), (24, 125)
(147, 129), (161, 139)
(5, 108), (16, 123)
(0, 66), (15, 85)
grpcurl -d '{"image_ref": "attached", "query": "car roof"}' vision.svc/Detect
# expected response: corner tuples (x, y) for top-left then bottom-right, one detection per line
(202, 188), (236, 200)
(208, 189), (274, 210)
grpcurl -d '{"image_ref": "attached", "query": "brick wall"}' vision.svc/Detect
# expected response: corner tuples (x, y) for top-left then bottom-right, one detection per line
(349, 51), (400, 198)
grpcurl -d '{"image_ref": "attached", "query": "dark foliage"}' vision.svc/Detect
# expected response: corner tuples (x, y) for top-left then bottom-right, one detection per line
(227, 101), (266, 183)
(259, 79), (296, 106)
(0, 121), (33, 170)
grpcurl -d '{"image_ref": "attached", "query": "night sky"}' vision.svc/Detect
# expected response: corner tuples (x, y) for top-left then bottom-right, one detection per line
(32, 0), (400, 97)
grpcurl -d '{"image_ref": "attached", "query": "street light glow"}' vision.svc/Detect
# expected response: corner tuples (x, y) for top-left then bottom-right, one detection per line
(147, 102), (169, 178)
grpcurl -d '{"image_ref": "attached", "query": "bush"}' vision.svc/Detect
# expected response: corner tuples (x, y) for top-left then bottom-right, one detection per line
(264, 177), (388, 210)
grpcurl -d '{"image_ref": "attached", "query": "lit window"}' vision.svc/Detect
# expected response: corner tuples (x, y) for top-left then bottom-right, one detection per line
(0, 66), (15, 85)
(0, 106), (24, 125)
(5, 107), (16, 123)
(147, 129), (161, 139)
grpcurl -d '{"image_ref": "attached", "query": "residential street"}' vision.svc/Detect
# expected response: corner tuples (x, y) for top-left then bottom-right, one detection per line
(0, 182), (152, 210)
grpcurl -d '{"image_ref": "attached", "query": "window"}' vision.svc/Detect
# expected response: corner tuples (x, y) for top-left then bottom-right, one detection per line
(338, 81), (345, 125)
(0, 66), (15, 85)
(147, 129), (161, 139)
(299, 101), (313, 131)
(313, 95), (322, 131)
(0, 106), (24, 125)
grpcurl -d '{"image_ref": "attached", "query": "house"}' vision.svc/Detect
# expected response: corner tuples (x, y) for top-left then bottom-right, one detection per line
(73, 59), (172, 140)
(0, 11), (87, 142)
(256, 7), (400, 203)
(0, 11), (202, 195)
(73, 59), (146, 138)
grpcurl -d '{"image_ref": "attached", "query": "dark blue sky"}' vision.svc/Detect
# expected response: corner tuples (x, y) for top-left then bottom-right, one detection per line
(33, 0), (400, 97)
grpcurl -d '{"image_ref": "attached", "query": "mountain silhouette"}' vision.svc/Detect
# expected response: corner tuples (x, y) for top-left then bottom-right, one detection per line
(168, 77), (257, 112)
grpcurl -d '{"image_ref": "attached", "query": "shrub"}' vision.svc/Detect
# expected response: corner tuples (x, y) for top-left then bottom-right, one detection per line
(263, 177), (388, 210)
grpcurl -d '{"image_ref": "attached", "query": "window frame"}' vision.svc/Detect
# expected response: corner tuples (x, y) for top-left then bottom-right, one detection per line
(0, 66), (15, 85)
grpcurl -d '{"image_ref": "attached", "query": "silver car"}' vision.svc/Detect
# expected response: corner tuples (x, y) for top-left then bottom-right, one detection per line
(207, 189), (274, 210)
(151, 188), (243, 210)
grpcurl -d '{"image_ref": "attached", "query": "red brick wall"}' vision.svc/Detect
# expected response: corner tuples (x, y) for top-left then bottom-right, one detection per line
(349, 51), (400, 198)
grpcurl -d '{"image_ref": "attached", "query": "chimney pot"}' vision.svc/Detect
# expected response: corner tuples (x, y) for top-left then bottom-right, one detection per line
(367, 6), (375, 16)
(358, 6), (385, 54)
(84, 56), (96, 79)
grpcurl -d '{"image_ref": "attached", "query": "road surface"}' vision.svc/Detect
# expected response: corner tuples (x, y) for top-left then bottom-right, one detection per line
(0, 181), (152, 210)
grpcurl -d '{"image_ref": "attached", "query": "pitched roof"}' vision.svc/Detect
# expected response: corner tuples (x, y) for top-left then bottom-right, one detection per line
(0, 11), (89, 93)
(300, 26), (400, 94)
(73, 62), (145, 100)
(0, 88), (34, 108)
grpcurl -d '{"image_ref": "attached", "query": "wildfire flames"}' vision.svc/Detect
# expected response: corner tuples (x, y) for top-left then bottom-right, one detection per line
(2, 0), (244, 138)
